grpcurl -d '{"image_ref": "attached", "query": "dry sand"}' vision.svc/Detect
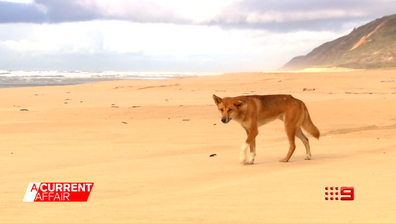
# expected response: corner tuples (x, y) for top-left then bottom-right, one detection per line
(1, 70), (396, 222)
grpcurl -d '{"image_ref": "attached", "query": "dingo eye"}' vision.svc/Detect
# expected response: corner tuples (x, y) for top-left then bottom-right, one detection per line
(228, 109), (233, 112)
(220, 108), (224, 112)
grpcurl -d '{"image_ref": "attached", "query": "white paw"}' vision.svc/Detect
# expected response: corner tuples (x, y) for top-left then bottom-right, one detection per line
(245, 160), (254, 165)
(239, 142), (249, 164)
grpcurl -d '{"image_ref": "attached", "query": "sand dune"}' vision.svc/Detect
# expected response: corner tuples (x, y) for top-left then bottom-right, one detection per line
(1, 70), (396, 222)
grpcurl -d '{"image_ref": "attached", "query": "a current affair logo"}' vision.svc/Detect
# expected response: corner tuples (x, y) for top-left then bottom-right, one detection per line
(325, 186), (354, 201)
(23, 182), (94, 202)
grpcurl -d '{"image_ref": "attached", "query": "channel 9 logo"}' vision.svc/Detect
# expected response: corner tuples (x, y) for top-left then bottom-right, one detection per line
(325, 186), (354, 201)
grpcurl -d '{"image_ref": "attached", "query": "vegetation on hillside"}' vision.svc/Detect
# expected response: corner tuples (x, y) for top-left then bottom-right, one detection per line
(281, 14), (396, 70)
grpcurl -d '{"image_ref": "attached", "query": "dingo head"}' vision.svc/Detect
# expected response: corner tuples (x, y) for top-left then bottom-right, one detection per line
(213, 94), (243, 124)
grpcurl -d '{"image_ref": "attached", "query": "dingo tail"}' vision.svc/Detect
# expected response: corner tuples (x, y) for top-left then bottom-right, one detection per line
(302, 105), (320, 139)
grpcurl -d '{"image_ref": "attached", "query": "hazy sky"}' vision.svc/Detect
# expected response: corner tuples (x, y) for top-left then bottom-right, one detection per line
(0, 0), (395, 72)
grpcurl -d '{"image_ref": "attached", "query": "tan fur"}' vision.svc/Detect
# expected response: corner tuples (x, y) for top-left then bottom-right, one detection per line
(213, 94), (320, 164)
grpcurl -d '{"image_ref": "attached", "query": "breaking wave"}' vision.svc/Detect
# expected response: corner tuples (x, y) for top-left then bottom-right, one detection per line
(0, 70), (218, 88)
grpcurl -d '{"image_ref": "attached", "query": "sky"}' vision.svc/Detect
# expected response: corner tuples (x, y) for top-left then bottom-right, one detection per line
(0, 0), (395, 72)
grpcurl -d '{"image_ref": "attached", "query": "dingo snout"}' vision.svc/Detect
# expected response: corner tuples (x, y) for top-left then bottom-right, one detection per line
(221, 116), (231, 123)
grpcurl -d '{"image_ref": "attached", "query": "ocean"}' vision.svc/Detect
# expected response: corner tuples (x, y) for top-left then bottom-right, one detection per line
(0, 70), (216, 88)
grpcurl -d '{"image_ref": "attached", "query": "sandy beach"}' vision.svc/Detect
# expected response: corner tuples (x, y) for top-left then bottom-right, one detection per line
(1, 70), (396, 222)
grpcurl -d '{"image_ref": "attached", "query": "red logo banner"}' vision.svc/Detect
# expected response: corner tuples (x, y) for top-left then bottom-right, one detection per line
(23, 182), (94, 202)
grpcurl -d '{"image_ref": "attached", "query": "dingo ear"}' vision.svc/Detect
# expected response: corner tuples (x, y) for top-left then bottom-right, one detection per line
(234, 100), (243, 107)
(213, 94), (222, 105)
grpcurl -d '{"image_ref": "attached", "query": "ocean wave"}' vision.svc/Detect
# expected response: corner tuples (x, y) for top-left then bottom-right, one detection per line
(1, 71), (217, 78)
(0, 70), (10, 75)
(0, 70), (219, 88)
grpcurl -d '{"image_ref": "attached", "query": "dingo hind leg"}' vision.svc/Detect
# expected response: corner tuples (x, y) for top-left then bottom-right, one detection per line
(280, 126), (297, 162)
(280, 108), (302, 162)
(296, 128), (311, 160)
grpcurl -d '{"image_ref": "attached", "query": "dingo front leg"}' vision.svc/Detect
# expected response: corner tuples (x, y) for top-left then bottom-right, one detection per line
(242, 125), (258, 165)
(240, 142), (249, 164)
(246, 139), (256, 165)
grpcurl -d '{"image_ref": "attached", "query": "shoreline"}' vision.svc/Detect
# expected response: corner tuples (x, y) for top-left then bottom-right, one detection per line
(2, 67), (394, 89)
(0, 70), (221, 89)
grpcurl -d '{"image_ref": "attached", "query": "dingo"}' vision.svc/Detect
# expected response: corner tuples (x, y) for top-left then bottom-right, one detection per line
(213, 94), (320, 164)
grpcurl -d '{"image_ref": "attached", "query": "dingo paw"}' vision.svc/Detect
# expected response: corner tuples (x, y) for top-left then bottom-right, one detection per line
(245, 161), (254, 165)
(241, 159), (254, 165)
(279, 158), (289, 163)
